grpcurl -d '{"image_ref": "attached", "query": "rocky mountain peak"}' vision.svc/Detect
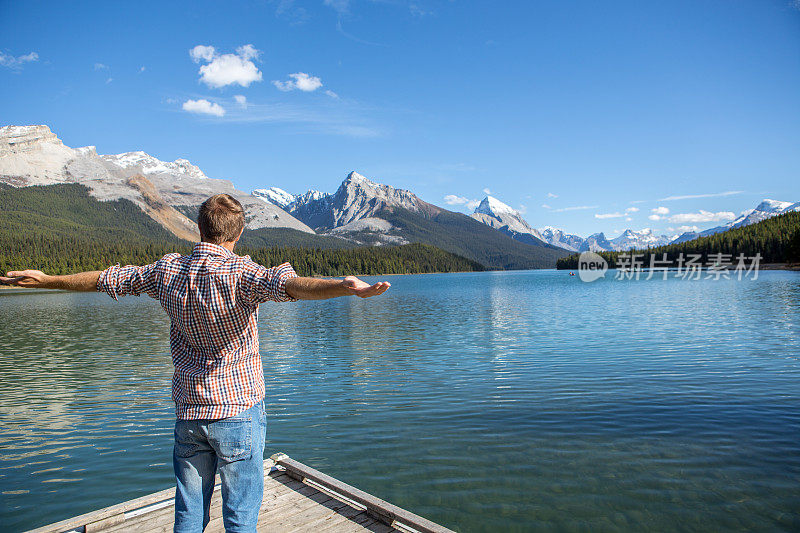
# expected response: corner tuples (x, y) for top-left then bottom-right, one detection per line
(252, 186), (296, 209)
(0, 125), (64, 157)
(102, 151), (208, 181)
(753, 199), (792, 213)
(470, 195), (542, 241)
(475, 196), (517, 217)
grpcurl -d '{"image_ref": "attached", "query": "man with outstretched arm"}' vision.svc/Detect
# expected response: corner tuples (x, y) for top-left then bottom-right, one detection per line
(0, 193), (390, 533)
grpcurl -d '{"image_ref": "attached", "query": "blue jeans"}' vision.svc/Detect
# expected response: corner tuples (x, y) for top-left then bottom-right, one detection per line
(173, 401), (266, 532)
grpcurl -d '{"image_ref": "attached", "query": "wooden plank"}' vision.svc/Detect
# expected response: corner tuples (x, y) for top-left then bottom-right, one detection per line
(318, 513), (396, 533)
(256, 491), (343, 532)
(315, 511), (373, 533)
(270, 454), (453, 533)
(27, 487), (176, 533)
(282, 497), (366, 533)
(206, 483), (322, 532)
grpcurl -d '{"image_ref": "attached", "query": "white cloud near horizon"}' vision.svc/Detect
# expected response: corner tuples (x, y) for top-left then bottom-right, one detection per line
(595, 212), (625, 219)
(274, 72), (323, 92)
(182, 99), (226, 117)
(0, 51), (39, 68)
(234, 95), (248, 109)
(190, 45), (263, 89)
(668, 225), (700, 233)
(547, 192), (558, 198)
(482, 187), (491, 195)
(625, 207), (639, 213)
(668, 210), (735, 224)
(659, 190), (743, 201)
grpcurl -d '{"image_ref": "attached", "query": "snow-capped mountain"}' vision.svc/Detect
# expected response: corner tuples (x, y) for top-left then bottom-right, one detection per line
(103, 151), (208, 181)
(609, 228), (674, 251)
(674, 198), (799, 244)
(252, 186), (295, 209)
(470, 196), (546, 245)
(0, 125), (313, 236)
(287, 189), (329, 212)
(289, 171), (433, 232)
(468, 195), (671, 252)
(579, 233), (614, 252)
(538, 226), (585, 252)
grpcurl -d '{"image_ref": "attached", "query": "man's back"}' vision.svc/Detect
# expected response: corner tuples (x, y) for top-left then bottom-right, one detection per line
(97, 241), (298, 419)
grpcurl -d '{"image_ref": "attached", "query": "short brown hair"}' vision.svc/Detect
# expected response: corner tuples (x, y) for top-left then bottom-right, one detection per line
(198, 194), (245, 244)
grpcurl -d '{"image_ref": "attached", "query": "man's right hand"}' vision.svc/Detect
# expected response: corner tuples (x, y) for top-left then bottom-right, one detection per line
(0, 270), (101, 291)
(0, 270), (50, 288)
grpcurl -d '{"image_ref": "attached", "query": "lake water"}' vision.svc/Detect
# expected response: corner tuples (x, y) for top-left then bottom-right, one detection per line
(1, 270), (799, 532)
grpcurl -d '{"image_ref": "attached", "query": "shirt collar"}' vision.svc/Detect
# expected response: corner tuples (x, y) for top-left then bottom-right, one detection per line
(193, 241), (236, 258)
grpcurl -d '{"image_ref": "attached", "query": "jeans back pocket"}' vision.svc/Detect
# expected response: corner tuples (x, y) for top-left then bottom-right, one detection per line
(209, 415), (252, 462)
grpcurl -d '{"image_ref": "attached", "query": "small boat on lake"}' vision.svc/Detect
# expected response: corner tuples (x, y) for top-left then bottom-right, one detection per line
(28, 453), (454, 533)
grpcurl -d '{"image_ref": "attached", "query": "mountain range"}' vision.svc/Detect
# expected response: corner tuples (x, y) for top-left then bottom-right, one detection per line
(0, 125), (566, 269)
(1, 124), (796, 268)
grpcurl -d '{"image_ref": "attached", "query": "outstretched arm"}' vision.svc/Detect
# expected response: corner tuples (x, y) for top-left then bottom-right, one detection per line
(0, 270), (101, 291)
(285, 276), (390, 300)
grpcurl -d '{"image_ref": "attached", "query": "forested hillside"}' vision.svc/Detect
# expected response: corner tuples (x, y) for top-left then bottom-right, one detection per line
(378, 206), (570, 270)
(556, 211), (800, 269)
(0, 184), (483, 276)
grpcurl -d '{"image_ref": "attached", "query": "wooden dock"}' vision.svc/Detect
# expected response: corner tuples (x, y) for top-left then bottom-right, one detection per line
(28, 453), (454, 533)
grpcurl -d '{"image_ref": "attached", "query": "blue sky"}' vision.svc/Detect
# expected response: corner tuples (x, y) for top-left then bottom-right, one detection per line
(2, 0), (799, 237)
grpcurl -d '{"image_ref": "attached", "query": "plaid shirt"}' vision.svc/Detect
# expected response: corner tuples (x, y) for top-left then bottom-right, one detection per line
(97, 242), (298, 420)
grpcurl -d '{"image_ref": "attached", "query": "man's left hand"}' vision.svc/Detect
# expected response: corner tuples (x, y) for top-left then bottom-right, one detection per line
(342, 276), (391, 298)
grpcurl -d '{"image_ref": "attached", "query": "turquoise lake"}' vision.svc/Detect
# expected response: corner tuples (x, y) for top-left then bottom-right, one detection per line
(0, 270), (798, 532)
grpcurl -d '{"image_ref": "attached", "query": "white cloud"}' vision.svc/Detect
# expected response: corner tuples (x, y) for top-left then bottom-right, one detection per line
(659, 190), (743, 201)
(444, 194), (480, 210)
(482, 188), (491, 195)
(595, 212), (625, 219)
(668, 210), (735, 224)
(625, 217), (632, 221)
(541, 204), (552, 209)
(547, 192), (558, 198)
(553, 205), (598, 212)
(325, 89), (339, 99)
(518, 204), (527, 215)
(625, 207), (639, 213)
(0, 51), (39, 68)
(190, 44), (263, 89)
(105, 77), (113, 84)
(94, 62), (108, 70)
(234, 95), (248, 109)
(273, 72), (323, 92)
(190, 45), (216, 63)
(236, 44), (260, 60)
(649, 206), (670, 221)
(668, 225), (700, 233)
(182, 99), (226, 117)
